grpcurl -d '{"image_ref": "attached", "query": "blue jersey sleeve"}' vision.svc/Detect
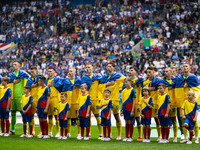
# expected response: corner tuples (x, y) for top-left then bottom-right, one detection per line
(165, 94), (170, 104)
(8, 88), (12, 97)
(29, 96), (33, 105)
(131, 88), (136, 98)
(86, 95), (92, 105)
(46, 87), (50, 97)
(109, 100), (113, 109)
(66, 103), (70, 111)
(149, 97), (153, 106)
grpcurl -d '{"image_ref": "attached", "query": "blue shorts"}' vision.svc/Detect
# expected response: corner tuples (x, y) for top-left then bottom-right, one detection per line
(38, 108), (48, 119)
(123, 110), (134, 120)
(184, 118), (195, 130)
(141, 117), (151, 125)
(0, 108), (10, 119)
(59, 119), (68, 128)
(158, 116), (170, 127)
(22, 114), (32, 123)
(79, 117), (90, 128)
(101, 117), (111, 126)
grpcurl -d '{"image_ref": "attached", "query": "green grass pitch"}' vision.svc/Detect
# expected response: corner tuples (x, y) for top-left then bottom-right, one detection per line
(0, 124), (199, 150)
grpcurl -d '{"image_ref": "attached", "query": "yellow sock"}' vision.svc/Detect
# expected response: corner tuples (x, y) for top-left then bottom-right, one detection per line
(96, 116), (102, 135)
(137, 124), (142, 138)
(32, 118), (35, 133)
(67, 119), (71, 134)
(56, 119), (60, 133)
(77, 120), (81, 134)
(48, 118), (53, 133)
(156, 125), (161, 137)
(89, 118), (92, 135)
(116, 121), (122, 136)
(173, 123), (178, 137)
(182, 120), (188, 137)
(194, 122), (199, 138)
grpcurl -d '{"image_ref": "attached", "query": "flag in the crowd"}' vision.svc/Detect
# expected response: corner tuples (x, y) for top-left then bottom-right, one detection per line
(143, 39), (158, 49)
(0, 43), (15, 51)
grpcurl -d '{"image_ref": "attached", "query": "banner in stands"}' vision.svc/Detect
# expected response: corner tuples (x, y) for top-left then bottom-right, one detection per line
(0, 43), (15, 51)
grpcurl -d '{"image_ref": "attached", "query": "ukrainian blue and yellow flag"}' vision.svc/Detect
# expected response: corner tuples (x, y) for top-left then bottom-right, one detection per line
(100, 98), (113, 119)
(99, 72), (125, 100)
(26, 74), (41, 101)
(58, 102), (70, 120)
(122, 87), (136, 111)
(81, 73), (102, 101)
(142, 76), (159, 105)
(173, 74), (200, 107)
(62, 77), (81, 106)
(78, 94), (92, 117)
(9, 69), (30, 99)
(159, 77), (176, 106)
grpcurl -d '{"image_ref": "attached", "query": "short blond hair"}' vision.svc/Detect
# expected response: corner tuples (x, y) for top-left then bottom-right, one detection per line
(188, 90), (195, 96)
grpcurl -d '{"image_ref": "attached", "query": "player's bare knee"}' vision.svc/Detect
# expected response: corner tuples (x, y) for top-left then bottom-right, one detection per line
(184, 123), (188, 127)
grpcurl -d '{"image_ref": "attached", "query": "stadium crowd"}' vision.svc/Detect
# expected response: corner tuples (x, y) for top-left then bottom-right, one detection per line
(0, 0), (199, 79)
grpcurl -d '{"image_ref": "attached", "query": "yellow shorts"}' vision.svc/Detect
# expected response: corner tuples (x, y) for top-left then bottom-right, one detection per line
(91, 100), (100, 115)
(152, 104), (158, 118)
(32, 101), (38, 114)
(70, 104), (79, 118)
(48, 97), (59, 116)
(134, 104), (140, 117)
(169, 106), (177, 117)
(112, 101), (119, 115)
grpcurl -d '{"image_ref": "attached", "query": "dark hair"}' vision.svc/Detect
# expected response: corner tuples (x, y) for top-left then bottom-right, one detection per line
(48, 66), (56, 72)
(147, 66), (154, 71)
(129, 66), (138, 72)
(39, 76), (46, 82)
(61, 92), (67, 97)
(1, 77), (10, 83)
(158, 83), (166, 88)
(107, 62), (115, 67)
(24, 86), (31, 91)
(30, 66), (37, 70)
(13, 60), (21, 64)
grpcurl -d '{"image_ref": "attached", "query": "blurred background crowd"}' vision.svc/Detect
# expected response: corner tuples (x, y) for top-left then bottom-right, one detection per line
(0, 0), (199, 79)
